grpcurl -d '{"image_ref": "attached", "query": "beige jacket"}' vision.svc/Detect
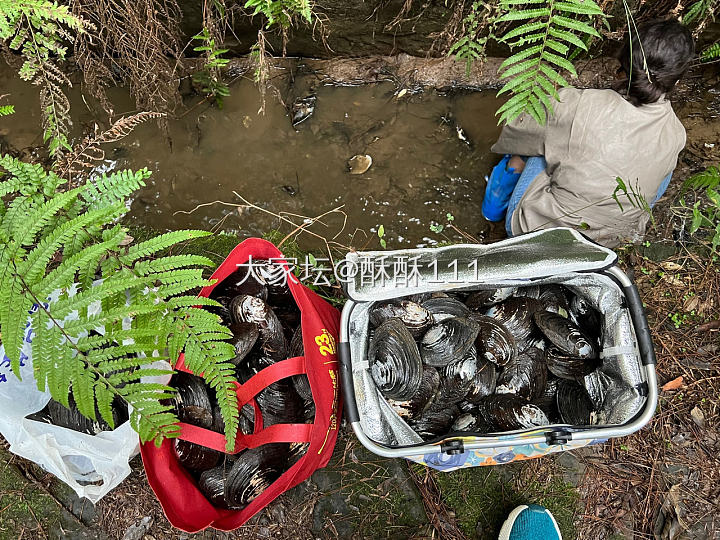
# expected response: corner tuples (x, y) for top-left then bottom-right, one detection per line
(491, 87), (686, 247)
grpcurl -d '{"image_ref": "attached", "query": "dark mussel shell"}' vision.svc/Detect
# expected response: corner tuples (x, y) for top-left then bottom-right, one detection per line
(534, 311), (597, 360)
(369, 319), (423, 400)
(471, 313), (517, 367)
(173, 439), (221, 471)
(172, 372), (214, 429)
(532, 377), (560, 423)
(441, 345), (478, 386)
(230, 295), (288, 361)
(569, 294), (603, 343)
(198, 464), (231, 508)
(225, 445), (286, 508)
(465, 287), (516, 310)
(477, 394), (550, 431)
(516, 332), (547, 355)
(556, 380), (595, 425)
(421, 297), (470, 322)
(513, 285), (541, 299)
(485, 297), (542, 342)
(228, 322), (260, 366)
(257, 380), (306, 426)
(289, 326), (304, 357)
(213, 402), (255, 436)
(410, 405), (460, 439)
(47, 397), (110, 434)
(388, 365), (440, 419)
(537, 285), (571, 317)
(495, 346), (546, 401)
(545, 347), (601, 380)
(369, 300), (434, 338)
(420, 317), (479, 367)
(466, 359), (497, 402)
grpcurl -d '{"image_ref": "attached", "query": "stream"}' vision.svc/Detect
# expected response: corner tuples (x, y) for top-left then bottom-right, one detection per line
(0, 64), (504, 249)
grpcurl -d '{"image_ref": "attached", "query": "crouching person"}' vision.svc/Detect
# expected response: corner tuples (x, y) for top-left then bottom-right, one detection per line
(482, 20), (694, 247)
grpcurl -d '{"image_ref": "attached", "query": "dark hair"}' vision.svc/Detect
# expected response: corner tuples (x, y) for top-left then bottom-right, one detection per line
(618, 20), (694, 106)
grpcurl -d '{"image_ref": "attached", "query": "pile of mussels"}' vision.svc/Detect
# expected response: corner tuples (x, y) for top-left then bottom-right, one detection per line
(26, 395), (129, 434)
(171, 261), (314, 510)
(367, 284), (604, 440)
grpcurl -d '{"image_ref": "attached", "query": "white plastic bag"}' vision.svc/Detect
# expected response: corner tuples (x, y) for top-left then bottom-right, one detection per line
(0, 300), (167, 503)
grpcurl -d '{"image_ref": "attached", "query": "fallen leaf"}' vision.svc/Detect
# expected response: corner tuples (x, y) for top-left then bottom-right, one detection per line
(691, 406), (706, 428)
(662, 376), (684, 391)
(660, 261), (683, 272)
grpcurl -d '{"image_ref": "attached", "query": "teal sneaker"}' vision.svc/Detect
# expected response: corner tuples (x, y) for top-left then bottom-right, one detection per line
(498, 504), (562, 540)
(482, 154), (521, 222)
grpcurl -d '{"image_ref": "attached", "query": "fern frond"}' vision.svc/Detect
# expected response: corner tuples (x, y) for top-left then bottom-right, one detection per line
(701, 42), (720, 61)
(495, 0), (603, 125)
(119, 230), (212, 264)
(683, 166), (720, 192)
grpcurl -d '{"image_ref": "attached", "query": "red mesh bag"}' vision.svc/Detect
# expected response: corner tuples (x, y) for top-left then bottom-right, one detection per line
(140, 238), (342, 532)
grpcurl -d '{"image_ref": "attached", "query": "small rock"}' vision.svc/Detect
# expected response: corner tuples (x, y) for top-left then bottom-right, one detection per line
(122, 516), (153, 540)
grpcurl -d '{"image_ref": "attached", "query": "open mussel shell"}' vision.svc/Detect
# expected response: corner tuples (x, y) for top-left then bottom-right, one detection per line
(420, 317), (479, 367)
(172, 372), (214, 429)
(477, 394), (550, 431)
(534, 311), (597, 360)
(421, 297), (470, 322)
(198, 465), (231, 508)
(387, 365), (440, 419)
(225, 445), (286, 508)
(410, 405), (460, 439)
(465, 287), (516, 310)
(230, 295), (288, 361)
(556, 380), (595, 425)
(545, 347), (601, 380)
(173, 439), (221, 471)
(229, 322), (260, 366)
(485, 297), (542, 342)
(470, 313), (517, 367)
(495, 346), (546, 401)
(369, 300), (434, 338)
(369, 319), (423, 400)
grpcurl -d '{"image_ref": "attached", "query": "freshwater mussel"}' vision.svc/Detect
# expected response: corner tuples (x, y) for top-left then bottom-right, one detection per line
(534, 311), (597, 359)
(495, 346), (546, 401)
(471, 313), (517, 367)
(420, 317), (479, 367)
(485, 296), (543, 342)
(230, 295), (288, 361)
(369, 319), (423, 400)
(370, 300), (434, 338)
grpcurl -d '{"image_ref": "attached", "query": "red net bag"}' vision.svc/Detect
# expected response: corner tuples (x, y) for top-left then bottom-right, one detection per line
(140, 238), (342, 532)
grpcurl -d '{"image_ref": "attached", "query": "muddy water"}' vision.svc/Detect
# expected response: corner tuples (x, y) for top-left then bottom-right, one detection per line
(0, 66), (503, 248)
